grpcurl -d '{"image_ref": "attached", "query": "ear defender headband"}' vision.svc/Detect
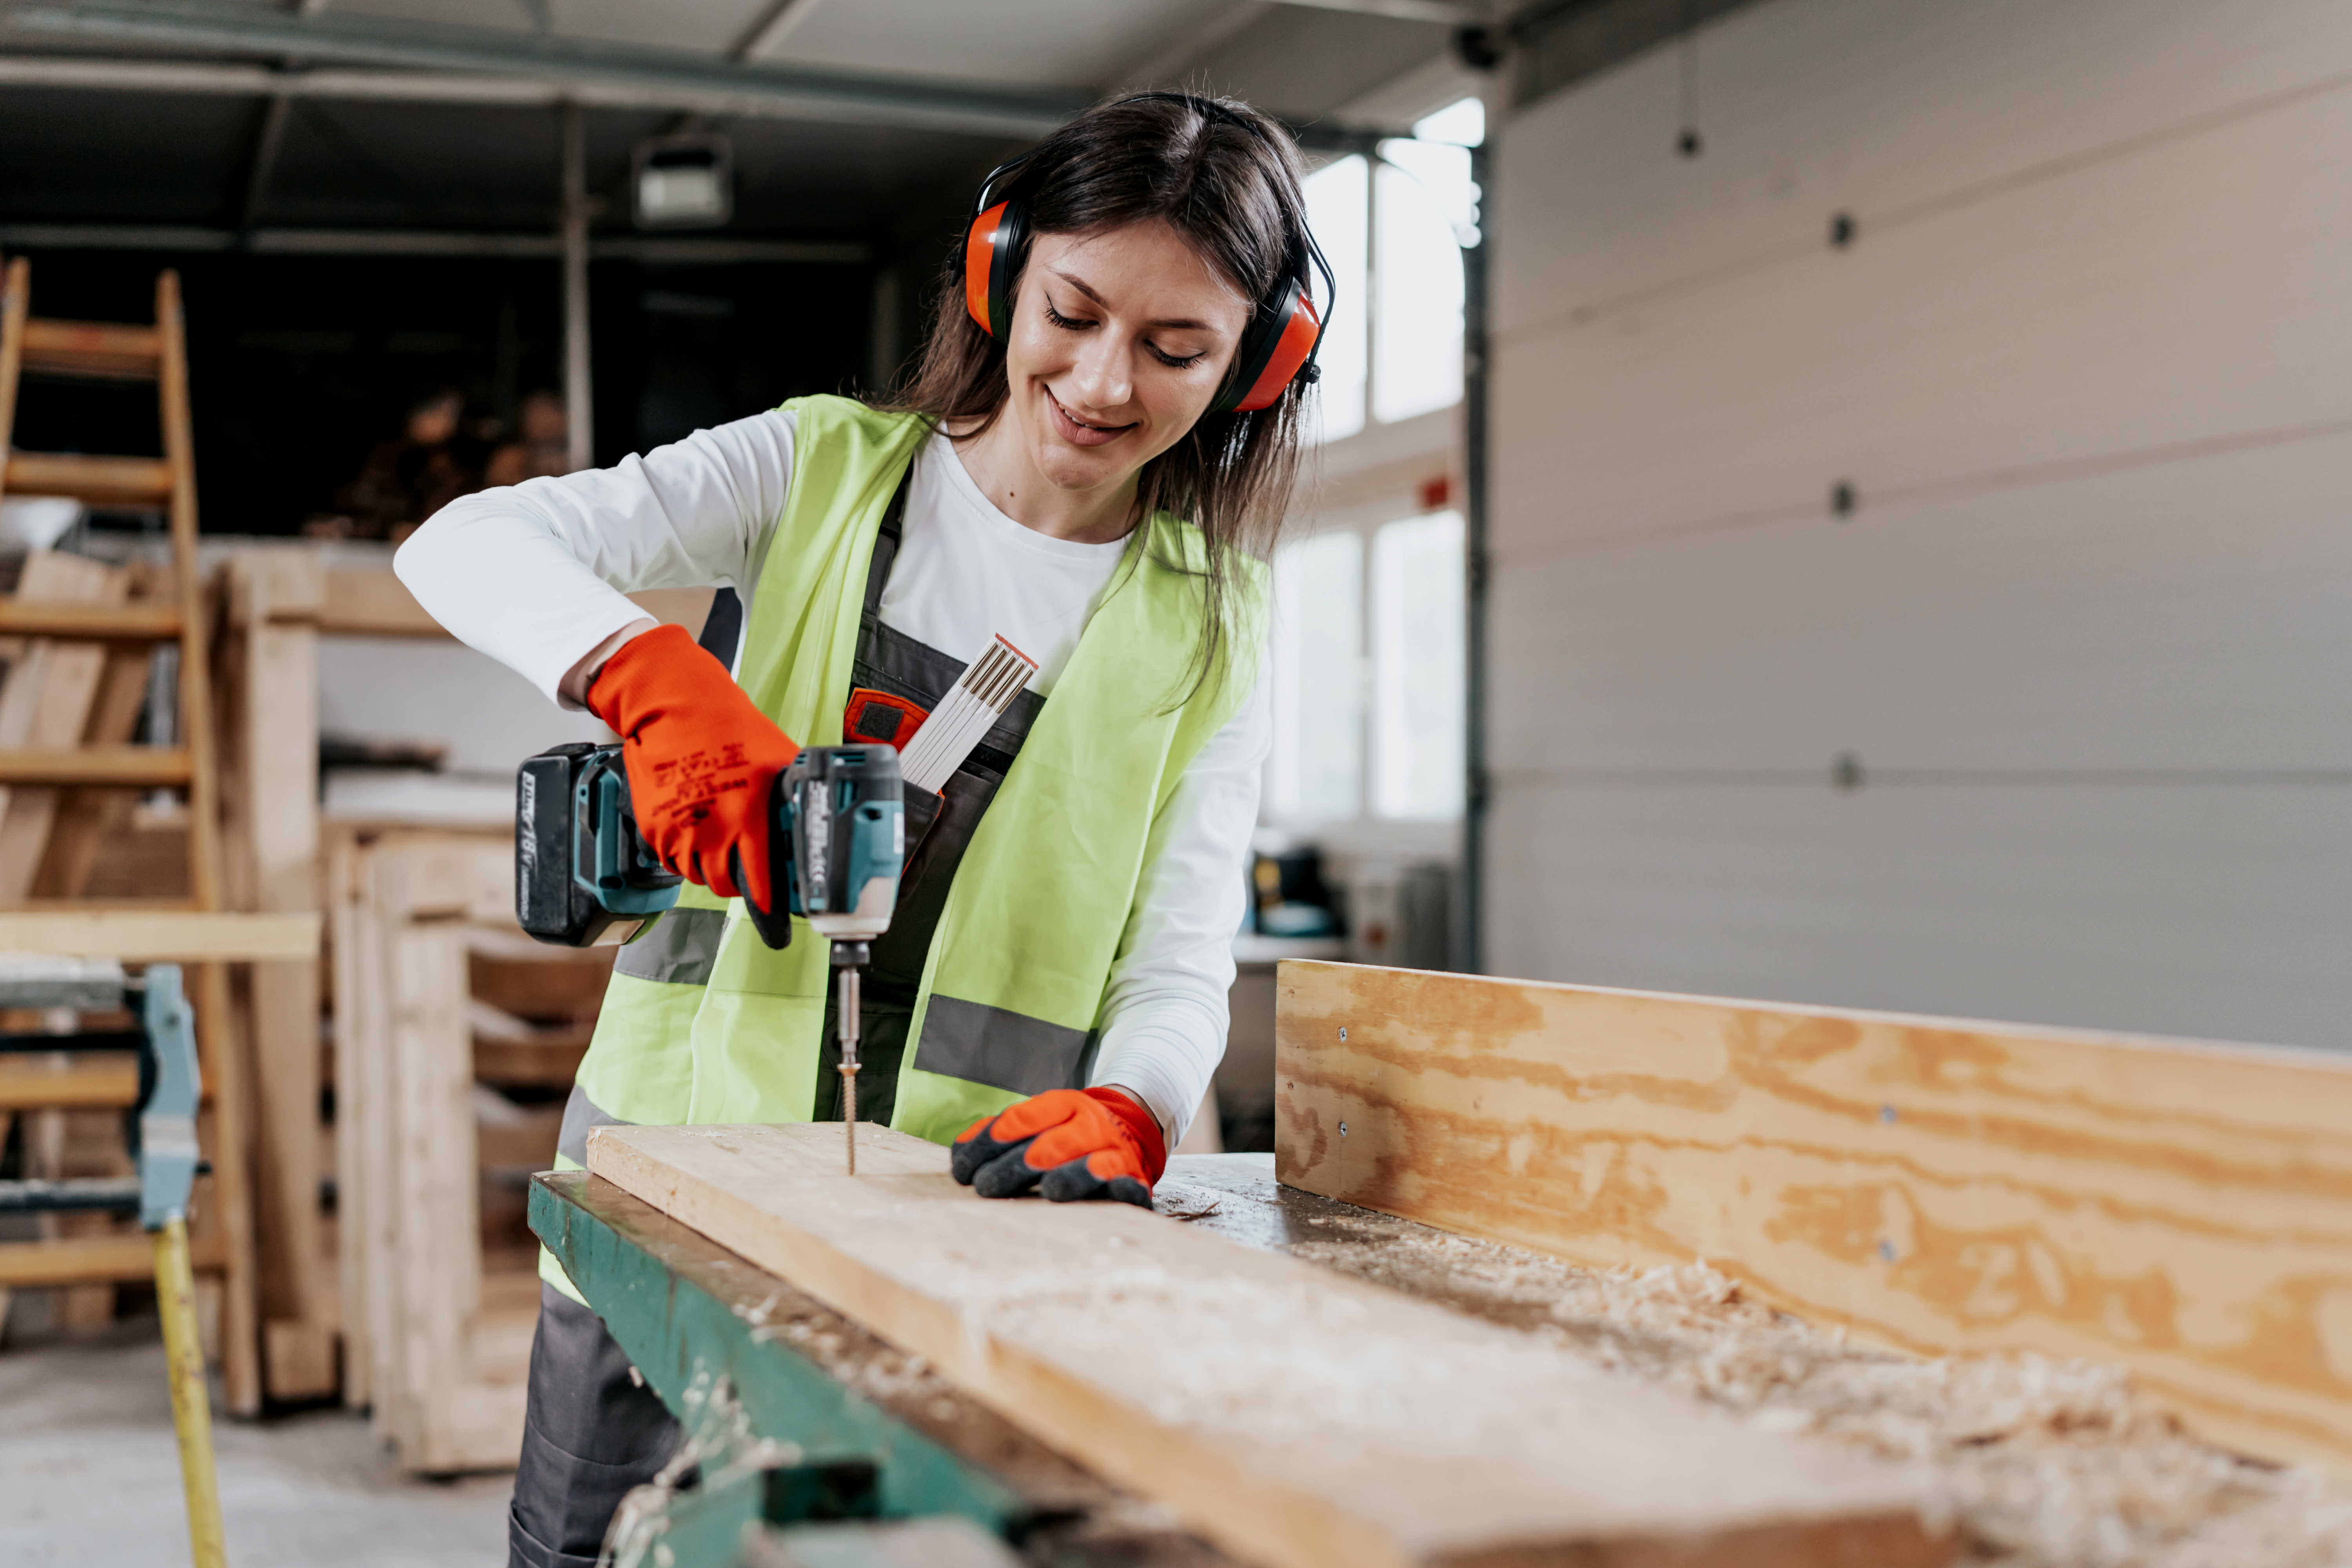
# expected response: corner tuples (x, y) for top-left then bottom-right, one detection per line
(962, 93), (1334, 416)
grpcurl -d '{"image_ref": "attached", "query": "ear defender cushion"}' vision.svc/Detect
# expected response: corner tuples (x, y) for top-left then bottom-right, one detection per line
(964, 198), (1028, 338)
(1216, 278), (1323, 414)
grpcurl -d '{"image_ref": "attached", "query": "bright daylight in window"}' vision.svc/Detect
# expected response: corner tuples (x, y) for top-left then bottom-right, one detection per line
(1270, 97), (1480, 828)
(1302, 96), (1483, 446)
(1373, 510), (1466, 818)
(1301, 155), (1368, 445)
(1268, 529), (1364, 820)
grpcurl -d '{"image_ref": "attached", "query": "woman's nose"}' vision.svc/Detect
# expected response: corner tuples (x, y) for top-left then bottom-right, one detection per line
(1067, 334), (1132, 411)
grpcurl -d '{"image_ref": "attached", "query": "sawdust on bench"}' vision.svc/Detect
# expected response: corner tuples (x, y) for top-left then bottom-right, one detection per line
(1270, 1206), (2352, 1568)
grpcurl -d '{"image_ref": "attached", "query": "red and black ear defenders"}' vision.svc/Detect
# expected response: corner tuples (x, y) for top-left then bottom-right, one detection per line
(962, 94), (1334, 416)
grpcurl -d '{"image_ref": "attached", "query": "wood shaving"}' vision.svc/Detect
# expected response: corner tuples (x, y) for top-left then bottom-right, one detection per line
(1258, 1199), (2352, 1568)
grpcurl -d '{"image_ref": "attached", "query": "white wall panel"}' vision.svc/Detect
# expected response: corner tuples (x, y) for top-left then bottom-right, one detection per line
(1489, 442), (2352, 773)
(1485, 781), (2352, 1050)
(1485, 0), (2352, 1053)
(1492, 0), (2352, 336)
(1493, 76), (2352, 552)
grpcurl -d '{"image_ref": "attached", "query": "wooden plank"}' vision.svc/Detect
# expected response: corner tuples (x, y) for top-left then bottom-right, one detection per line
(0, 746), (191, 787)
(321, 568), (439, 638)
(0, 909), (319, 960)
(0, 554), (117, 877)
(18, 316), (162, 378)
(379, 844), (492, 1468)
(0, 1055), (140, 1110)
(588, 1122), (1950, 1568)
(2, 453), (172, 506)
(220, 548), (335, 1401)
(1275, 960), (2352, 1474)
(0, 1229), (223, 1287)
(33, 570), (162, 898)
(0, 258), (27, 471)
(472, 1035), (589, 1089)
(327, 831), (383, 1412)
(0, 556), (129, 898)
(322, 568), (713, 641)
(0, 602), (181, 640)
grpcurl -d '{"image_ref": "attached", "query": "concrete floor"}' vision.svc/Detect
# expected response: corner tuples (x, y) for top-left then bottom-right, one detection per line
(0, 1321), (512, 1567)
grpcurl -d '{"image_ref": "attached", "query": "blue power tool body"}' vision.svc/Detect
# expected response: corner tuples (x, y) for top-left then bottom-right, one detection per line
(515, 740), (905, 953)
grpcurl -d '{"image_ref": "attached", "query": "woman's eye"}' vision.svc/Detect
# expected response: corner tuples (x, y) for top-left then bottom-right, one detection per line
(1042, 298), (1093, 331)
(1149, 343), (1209, 370)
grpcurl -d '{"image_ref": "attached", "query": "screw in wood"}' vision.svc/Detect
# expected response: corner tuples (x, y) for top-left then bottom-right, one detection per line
(1339, 1121), (1350, 1138)
(1338, 1026), (1347, 1041)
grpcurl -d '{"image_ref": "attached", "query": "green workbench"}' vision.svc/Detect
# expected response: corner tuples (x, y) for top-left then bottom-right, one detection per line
(533, 1151), (1452, 1568)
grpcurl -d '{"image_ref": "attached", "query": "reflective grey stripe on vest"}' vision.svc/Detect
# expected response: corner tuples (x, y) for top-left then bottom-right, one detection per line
(913, 995), (1092, 1098)
(558, 1083), (632, 1168)
(613, 906), (728, 985)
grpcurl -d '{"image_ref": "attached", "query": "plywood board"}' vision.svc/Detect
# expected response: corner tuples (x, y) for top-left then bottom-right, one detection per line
(588, 1122), (1950, 1568)
(1276, 960), (2352, 1474)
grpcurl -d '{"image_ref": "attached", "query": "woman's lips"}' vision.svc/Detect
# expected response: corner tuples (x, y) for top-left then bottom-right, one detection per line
(1045, 388), (1134, 448)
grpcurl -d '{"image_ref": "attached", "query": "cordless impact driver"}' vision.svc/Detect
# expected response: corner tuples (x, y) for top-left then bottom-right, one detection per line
(515, 741), (905, 1172)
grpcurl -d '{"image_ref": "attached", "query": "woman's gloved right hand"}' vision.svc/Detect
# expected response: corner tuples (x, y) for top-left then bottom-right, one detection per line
(584, 622), (800, 915)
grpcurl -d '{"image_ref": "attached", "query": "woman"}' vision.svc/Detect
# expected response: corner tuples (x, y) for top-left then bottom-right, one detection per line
(397, 90), (1324, 1568)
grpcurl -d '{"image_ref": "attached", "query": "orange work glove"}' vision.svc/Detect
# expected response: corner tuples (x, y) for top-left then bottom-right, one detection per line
(584, 623), (799, 913)
(951, 1088), (1167, 1209)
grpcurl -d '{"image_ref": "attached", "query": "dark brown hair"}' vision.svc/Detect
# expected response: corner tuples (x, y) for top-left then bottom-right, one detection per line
(882, 91), (1316, 699)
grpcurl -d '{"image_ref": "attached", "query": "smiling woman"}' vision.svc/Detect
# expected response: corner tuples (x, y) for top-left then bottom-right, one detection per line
(393, 89), (1333, 1568)
(886, 90), (1328, 691)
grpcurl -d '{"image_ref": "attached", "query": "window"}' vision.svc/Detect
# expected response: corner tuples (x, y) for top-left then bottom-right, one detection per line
(1269, 508), (1465, 826)
(1264, 97), (1480, 830)
(1302, 96), (1484, 444)
(1301, 155), (1368, 446)
(1373, 510), (1466, 818)
(1269, 529), (1365, 820)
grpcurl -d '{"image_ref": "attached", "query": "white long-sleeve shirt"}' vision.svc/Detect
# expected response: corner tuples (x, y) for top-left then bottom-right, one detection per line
(395, 412), (1265, 1143)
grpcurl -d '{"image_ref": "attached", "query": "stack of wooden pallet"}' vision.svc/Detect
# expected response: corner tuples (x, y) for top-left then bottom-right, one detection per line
(328, 826), (613, 1472)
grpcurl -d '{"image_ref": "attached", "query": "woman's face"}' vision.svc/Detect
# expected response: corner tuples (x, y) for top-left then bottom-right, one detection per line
(999, 220), (1252, 497)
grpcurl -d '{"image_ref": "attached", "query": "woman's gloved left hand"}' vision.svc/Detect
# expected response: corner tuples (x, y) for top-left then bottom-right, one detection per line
(951, 1088), (1166, 1209)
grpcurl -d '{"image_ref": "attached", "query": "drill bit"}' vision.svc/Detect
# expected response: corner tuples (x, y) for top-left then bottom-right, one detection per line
(838, 960), (860, 1176)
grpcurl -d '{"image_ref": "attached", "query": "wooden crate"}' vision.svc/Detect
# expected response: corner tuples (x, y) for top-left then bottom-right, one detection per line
(328, 826), (610, 1472)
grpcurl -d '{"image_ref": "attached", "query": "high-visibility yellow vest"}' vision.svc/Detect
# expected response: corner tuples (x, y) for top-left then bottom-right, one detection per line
(544, 395), (1261, 1294)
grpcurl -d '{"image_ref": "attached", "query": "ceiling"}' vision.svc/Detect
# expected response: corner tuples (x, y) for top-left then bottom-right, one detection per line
(0, 0), (1483, 260)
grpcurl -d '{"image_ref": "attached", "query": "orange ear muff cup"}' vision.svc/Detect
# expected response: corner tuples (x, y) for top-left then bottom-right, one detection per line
(1226, 285), (1322, 413)
(965, 201), (1010, 336)
(1213, 278), (1322, 414)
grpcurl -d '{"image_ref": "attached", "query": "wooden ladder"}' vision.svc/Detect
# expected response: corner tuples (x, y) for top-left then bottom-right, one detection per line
(0, 258), (259, 1412)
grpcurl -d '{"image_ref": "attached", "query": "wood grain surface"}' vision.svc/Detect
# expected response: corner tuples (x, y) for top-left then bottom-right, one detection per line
(589, 1121), (1951, 1568)
(1276, 960), (2352, 1472)
(0, 909), (318, 960)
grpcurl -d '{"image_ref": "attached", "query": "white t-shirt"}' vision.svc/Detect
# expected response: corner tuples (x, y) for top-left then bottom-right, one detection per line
(395, 412), (1267, 1142)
